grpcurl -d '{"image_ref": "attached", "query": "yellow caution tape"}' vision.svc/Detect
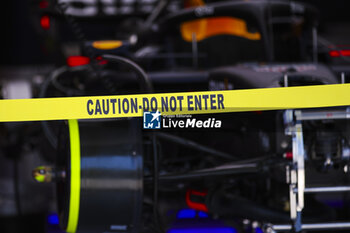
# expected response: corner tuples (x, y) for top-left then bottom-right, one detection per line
(0, 84), (350, 122)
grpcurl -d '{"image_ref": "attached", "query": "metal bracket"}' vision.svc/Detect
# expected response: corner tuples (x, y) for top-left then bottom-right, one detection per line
(286, 112), (305, 232)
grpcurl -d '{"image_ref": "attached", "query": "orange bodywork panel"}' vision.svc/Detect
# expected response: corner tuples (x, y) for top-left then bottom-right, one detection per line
(180, 17), (261, 42)
(92, 40), (123, 50)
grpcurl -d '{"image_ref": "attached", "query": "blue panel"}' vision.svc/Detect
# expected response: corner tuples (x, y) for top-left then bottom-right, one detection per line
(168, 227), (237, 233)
(255, 227), (264, 233)
(198, 211), (209, 218)
(47, 213), (59, 225)
(177, 209), (197, 219)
